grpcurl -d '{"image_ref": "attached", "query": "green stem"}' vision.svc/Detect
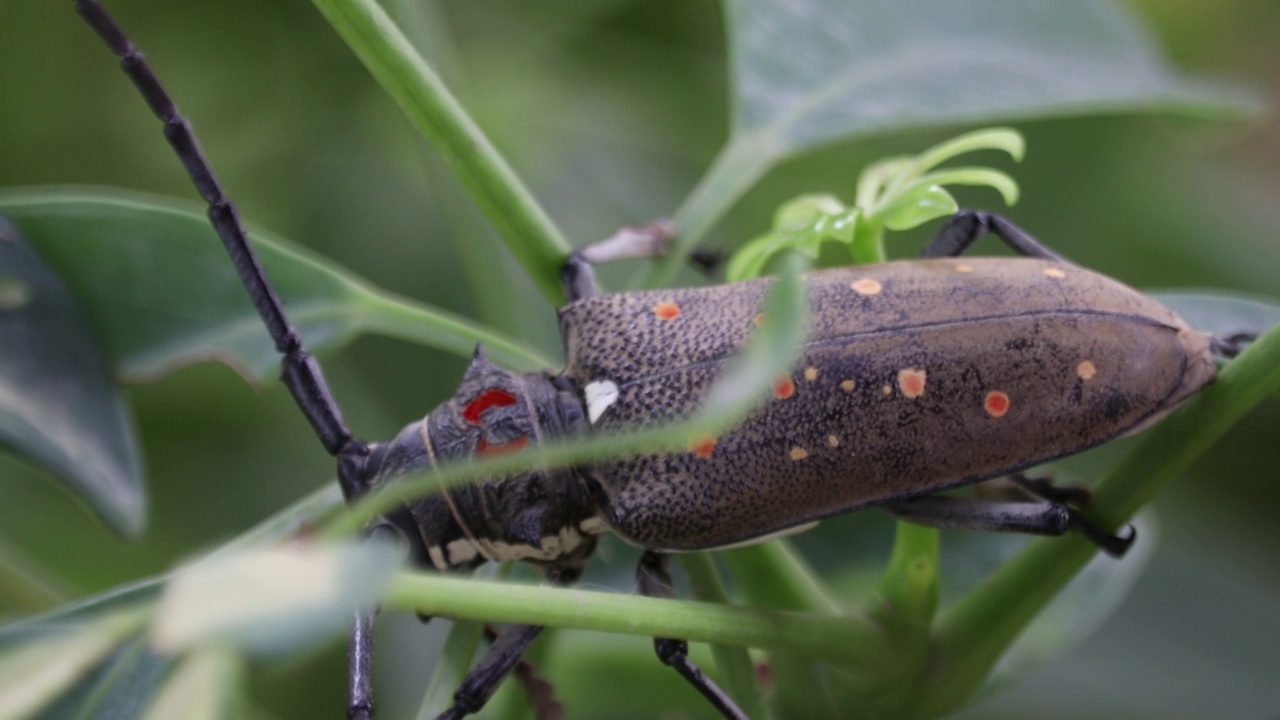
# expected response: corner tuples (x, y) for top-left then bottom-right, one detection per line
(309, 0), (570, 303)
(678, 553), (769, 719)
(720, 541), (840, 615)
(924, 322), (1280, 716)
(381, 571), (892, 668)
(644, 134), (772, 289)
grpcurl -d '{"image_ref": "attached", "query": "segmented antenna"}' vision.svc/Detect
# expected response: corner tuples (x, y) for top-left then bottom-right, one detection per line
(74, 0), (371, 500)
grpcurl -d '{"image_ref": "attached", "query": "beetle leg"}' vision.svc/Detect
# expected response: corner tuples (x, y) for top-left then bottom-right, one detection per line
(482, 624), (564, 720)
(348, 521), (404, 720)
(880, 494), (1134, 558)
(1007, 474), (1137, 558)
(435, 623), (546, 720)
(637, 551), (749, 720)
(924, 210), (1069, 262)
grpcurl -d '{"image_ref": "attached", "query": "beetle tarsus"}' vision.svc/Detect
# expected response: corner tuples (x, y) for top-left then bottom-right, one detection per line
(637, 552), (749, 720)
(1210, 332), (1258, 358)
(437, 623), (546, 720)
(1068, 511), (1136, 558)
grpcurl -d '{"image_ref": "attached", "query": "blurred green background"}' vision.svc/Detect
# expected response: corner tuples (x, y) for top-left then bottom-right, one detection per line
(1, 1), (1278, 718)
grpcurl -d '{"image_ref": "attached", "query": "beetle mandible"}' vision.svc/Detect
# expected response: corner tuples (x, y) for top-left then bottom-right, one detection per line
(73, 2), (1223, 719)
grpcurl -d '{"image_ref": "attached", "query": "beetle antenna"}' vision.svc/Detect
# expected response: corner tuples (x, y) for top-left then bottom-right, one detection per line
(74, 0), (371, 500)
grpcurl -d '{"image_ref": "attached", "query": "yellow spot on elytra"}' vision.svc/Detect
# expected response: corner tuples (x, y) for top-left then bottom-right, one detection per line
(984, 391), (1010, 417)
(851, 278), (883, 295)
(897, 368), (927, 399)
(752, 313), (767, 327)
(826, 434), (840, 448)
(881, 384), (892, 395)
(773, 376), (796, 400)
(840, 379), (856, 392)
(653, 301), (681, 320)
(804, 367), (819, 382)
(1043, 268), (1066, 279)
(789, 446), (809, 461)
(1077, 360), (1097, 380)
(955, 264), (974, 273)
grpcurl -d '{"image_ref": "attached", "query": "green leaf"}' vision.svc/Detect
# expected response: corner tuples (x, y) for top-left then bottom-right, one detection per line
(32, 637), (171, 720)
(0, 188), (551, 386)
(0, 608), (148, 720)
(653, 0), (1257, 286)
(139, 648), (243, 720)
(151, 541), (401, 656)
(878, 184), (958, 231)
(0, 217), (144, 537)
(1145, 290), (1280, 343)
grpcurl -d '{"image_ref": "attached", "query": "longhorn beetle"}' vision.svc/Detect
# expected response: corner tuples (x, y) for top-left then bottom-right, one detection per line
(72, 2), (1233, 719)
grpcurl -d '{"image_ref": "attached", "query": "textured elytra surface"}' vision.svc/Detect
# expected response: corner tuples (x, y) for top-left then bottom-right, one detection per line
(558, 258), (1216, 551)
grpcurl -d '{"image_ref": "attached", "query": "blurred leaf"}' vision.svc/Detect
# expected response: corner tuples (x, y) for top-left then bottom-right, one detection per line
(0, 608), (147, 720)
(654, 0), (1257, 285)
(33, 637), (171, 720)
(139, 647), (243, 720)
(0, 189), (551, 386)
(879, 183), (957, 230)
(0, 217), (144, 537)
(980, 512), (1159, 696)
(1146, 290), (1280, 343)
(151, 542), (401, 656)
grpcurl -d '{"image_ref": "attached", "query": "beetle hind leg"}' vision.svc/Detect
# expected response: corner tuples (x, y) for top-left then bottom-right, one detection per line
(637, 551), (749, 720)
(880, 491), (1135, 559)
(924, 210), (1068, 262)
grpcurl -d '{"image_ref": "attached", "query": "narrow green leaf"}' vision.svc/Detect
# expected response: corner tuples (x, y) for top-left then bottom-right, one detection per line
(0, 217), (144, 536)
(139, 648), (243, 720)
(151, 542), (401, 656)
(0, 608), (147, 720)
(32, 637), (171, 720)
(0, 189), (550, 384)
(307, 0), (571, 303)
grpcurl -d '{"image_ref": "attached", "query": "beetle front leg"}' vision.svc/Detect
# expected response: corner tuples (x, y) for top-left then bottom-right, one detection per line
(637, 551), (749, 720)
(924, 210), (1069, 262)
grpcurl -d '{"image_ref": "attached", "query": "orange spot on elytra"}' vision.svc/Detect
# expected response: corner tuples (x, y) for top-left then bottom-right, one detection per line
(955, 264), (974, 273)
(653, 301), (681, 320)
(881, 384), (892, 395)
(984, 391), (1010, 417)
(1043, 267), (1066, 279)
(690, 435), (717, 458)
(789, 446), (809, 461)
(1077, 360), (1097, 380)
(851, 278), (883, 295)
(773, 376), (796, 400)
(752, 313), (767, 327)
(897, 368), (927, 399)
(803, 367), (819, 382)
(840, 379), (856, 392)
(826, 434), (840, 448)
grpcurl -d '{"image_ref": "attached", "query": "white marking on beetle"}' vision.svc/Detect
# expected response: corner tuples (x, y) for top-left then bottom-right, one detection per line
(426, 544), (447, 570)
(700, 521), (820, 551)
(584, 380), (620, 424)
(579, 516), (609, 535)
(446, 538), (479, 565)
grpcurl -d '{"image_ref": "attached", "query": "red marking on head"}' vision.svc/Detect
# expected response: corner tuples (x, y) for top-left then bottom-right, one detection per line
(773, 376), (796, 400)
(897, 368), (926, 399)
(462, 389), (518, 424)
(476, 435), (528, 456)
(984, 391), (1010, 417)
(653, 301), (681, 320)
(690, 435), (717, 458)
